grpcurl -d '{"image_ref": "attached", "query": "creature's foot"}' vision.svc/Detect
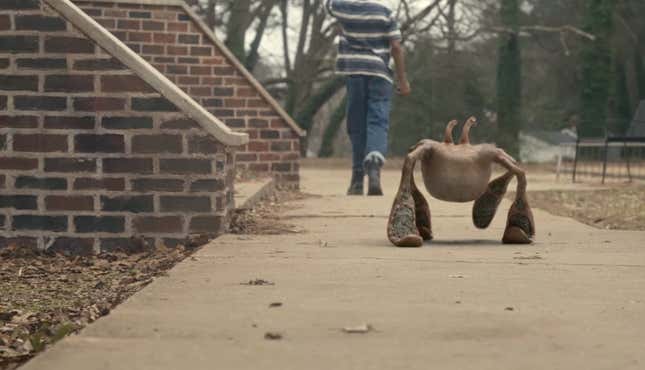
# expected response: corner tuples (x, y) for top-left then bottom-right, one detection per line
(388, 191), (423, 248)
(502, 194), (535, 244)
(472, 172), (513, 229)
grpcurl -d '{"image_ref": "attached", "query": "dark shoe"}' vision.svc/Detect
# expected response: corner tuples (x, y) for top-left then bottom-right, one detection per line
(347, 172), (364, 196)
(365, 157), (383, 196)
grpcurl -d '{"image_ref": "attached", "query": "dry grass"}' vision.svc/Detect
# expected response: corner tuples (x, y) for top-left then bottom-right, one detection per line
(0, 245), (203, 369)
(516, 185), (645, 231)
(229, 191), (315, 235)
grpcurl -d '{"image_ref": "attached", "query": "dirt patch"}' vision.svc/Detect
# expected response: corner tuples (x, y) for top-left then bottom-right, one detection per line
(0, 244), (203, 370)
(511, 185), (645, 231)
(229, 191), (314, 235)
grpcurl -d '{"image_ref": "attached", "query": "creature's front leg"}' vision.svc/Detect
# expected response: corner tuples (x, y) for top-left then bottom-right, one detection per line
(494, 150), (535, 244)
(387, 141), (434, 247)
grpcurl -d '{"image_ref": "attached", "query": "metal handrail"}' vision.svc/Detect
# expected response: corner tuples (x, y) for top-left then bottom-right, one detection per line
(566, 136), (645, 183)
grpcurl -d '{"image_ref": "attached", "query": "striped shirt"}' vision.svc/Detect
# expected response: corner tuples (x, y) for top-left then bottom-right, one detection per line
(326, 0), (402, 83)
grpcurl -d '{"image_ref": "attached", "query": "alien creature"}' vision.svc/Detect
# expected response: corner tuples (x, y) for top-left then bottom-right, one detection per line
(387, 117), (535, 247)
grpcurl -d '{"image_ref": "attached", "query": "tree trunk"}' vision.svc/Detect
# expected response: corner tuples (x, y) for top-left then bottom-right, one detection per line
(245, 1), (277, 72)
(496, 0), (522, 158)
(611, 61), (632, 135)
(579, 0), (615, 138)
(225, 0), (252, 63)
(636, 51), (645, 101)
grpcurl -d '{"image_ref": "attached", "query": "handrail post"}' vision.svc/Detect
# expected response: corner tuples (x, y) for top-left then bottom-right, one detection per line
(572, 138), (580, 183)
(601, 138), (609, 184)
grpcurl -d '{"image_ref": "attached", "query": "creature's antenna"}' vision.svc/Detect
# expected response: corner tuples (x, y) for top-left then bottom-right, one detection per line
(444, 120), (458, 144)
(459, 116), (478, 144)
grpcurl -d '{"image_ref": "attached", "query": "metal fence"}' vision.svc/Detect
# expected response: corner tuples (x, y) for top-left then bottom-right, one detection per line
(556, 137), (645, 183)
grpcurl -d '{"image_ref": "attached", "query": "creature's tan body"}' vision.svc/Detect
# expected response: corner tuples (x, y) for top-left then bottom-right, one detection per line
(387, 117), (535, 247)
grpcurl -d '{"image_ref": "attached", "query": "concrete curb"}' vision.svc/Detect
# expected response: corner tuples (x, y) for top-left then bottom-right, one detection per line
(234, 177), (276, 211)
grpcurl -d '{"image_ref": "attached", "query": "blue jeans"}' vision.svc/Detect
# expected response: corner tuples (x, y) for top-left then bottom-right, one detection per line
(346, 75), (393, 175)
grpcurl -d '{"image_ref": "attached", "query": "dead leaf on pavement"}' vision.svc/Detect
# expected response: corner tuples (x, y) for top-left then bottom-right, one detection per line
(342, 324), (373, 334)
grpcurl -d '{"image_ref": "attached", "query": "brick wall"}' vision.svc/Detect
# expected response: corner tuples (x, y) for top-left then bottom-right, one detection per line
(73, 1), (302, 188)
(0, 0), (236, 254)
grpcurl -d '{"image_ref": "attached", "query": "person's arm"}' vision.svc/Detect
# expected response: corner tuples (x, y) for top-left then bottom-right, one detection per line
(390, 39), (410, 96)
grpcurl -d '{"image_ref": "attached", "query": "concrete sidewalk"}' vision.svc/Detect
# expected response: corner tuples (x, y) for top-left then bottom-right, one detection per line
(24, 167), (645, 370)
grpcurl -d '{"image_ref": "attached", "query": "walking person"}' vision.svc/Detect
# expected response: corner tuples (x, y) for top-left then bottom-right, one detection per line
(326, 0), (411, 196)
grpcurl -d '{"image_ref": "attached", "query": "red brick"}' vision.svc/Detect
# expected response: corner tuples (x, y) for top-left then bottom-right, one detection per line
(44, 116), (95, 130)
(104, 9), (127, 17)
(0, 115), (39, 128)
(237, 153), (258, 162)
(103, 158), (153, 174)
(13, 134), (68, 152)
(178, 76), (199, 84)
(96, 19), (115, 28)
(248, 99), (268, 108)
(46, 195), (94, 211)
(118, 19), (140, 30)
(167, 65), (187, 74)
(224, 99), (246, 108)
(101, 75), (154, 93)
(153, 33), (176, 43)
(249, 163), (269, 172)
(159, 159), (211, 175)
(160, 196), (210, 212)
(45, 158), (96, 173)
(189, 216), (222, 233)
(142, 44), (164, 54)
(0, 75), (39, 92)
(190, 46), (212, 56)
(167, 45), (188, 55)
(167, 22), (188, 32)
(247, 141), (269, 152)
(188, 135), (223, 154)
(133, 216), (183, 233)
(128, 31), (152, 42)
(213, 67), (236, 77)
(45, 75), (94, 93)
(260, 153), (280, 161)
(190, 86), (211, 96)
(0, 15), (10, 30)
(74, 177), (125, 191)
(45, 36), (95, 53)
(132, 134), (183, 153)
(75, 134), (125, 153)
(74, 97), (126, 111)
(142, 20), (164, 31)
(0, 157), (38, 170)
(203, 57), (225, 65)
(202, 77), (223, 85)
(47, 238), (95, 256)
(160, 117), (200, 130)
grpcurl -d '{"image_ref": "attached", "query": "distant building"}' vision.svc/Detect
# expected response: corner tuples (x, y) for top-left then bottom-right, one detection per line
(519, 129), (577, 163)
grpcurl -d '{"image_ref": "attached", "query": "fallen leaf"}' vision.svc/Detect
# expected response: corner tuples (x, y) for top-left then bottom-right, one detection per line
(342, 324), (373, 334)
(513, 255), (543, 260)
(242, 279), (275, 286)
(264, 332), (283, 340)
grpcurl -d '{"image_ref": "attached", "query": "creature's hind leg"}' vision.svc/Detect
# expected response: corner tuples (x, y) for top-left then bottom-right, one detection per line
(411, 174), (432, 240)
(472, 171), (513, 229)
(387, 140), (434, 247)
(493, 150), (535, 244)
